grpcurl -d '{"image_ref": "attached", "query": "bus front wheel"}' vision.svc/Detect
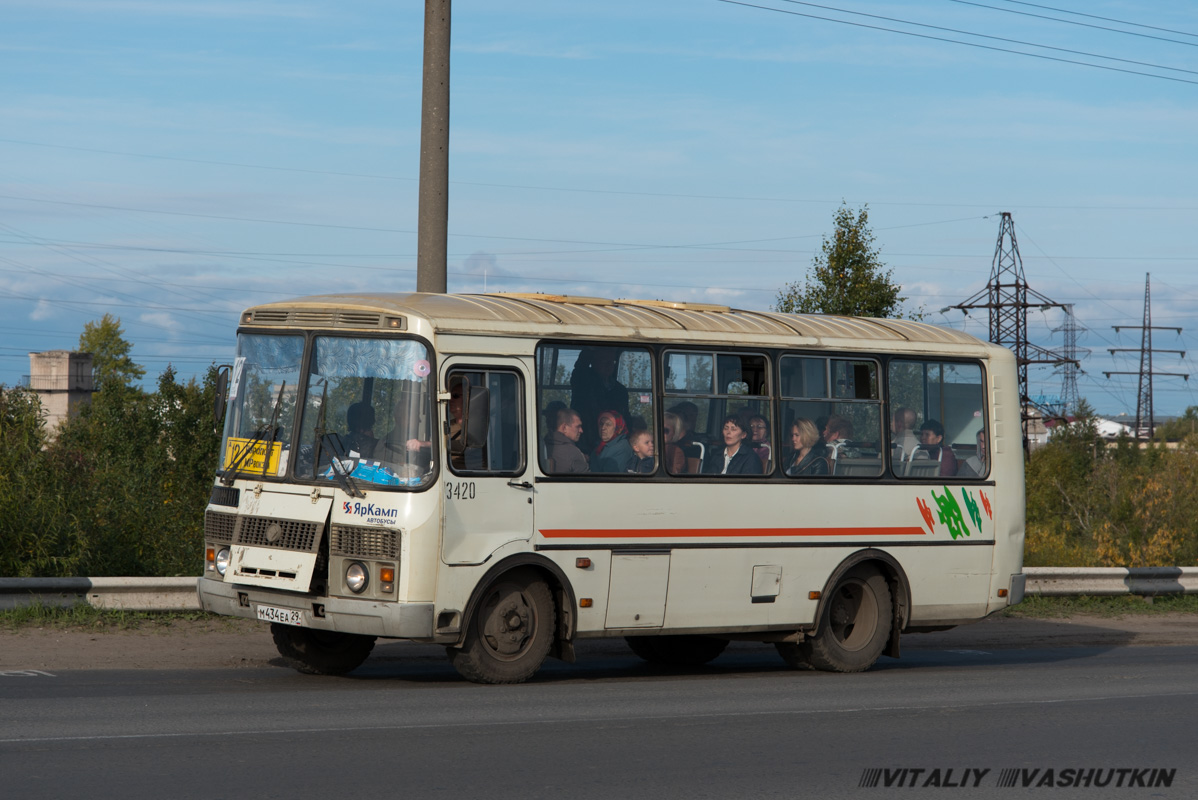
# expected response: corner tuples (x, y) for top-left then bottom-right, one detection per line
(776, 565), (892, 673)
(449, 570), (556, 684)
(271, 624), (376, 676)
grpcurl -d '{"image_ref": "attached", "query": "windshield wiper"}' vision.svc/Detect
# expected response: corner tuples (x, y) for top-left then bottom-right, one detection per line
(311, 380), (364, 498)
(220, 380), (286, 486)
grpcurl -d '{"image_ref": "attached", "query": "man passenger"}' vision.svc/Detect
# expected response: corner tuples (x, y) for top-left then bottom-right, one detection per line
(547, 408), (589, 473)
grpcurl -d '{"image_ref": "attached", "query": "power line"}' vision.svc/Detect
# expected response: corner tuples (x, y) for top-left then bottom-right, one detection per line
(718, 0), (1198, 86)
(5, 138), (1198, 212)
(771, 0), (1198, 76)
(995, 0), (1198, 39)
(951, 0), (1198, 48)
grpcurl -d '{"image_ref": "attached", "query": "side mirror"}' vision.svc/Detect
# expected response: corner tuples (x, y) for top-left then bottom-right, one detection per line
(213, 364), (231, 431)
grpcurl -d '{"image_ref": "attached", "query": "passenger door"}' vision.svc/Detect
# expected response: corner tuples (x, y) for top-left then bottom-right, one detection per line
(440, 359), (534, 565)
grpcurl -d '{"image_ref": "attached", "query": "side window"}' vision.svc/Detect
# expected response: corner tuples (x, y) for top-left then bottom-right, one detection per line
(663, 350), (772, 476)
(445, 368), (524, 476)
(779, 355), (882, 478)
(535, 343), (655, 475)
(888, 360), (987, 479)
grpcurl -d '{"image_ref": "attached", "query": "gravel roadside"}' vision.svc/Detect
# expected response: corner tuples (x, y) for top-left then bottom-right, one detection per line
(3, 613), (1197, 672)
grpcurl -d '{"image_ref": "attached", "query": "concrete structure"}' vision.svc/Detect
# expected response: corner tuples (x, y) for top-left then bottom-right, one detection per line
(28, 350), (94, 433)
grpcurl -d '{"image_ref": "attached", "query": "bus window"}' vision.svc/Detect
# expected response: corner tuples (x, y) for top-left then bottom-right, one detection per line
(664, 351), (772, 475)
(779, 355), (882, 478)
(536, 343), (655, 475)
(294, 336), (435, 488)
(445, 368), (525, 475)
(888, 360), (987, 479)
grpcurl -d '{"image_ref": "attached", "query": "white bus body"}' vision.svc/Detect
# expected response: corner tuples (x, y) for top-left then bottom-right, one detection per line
(198, 292), (1025, 683)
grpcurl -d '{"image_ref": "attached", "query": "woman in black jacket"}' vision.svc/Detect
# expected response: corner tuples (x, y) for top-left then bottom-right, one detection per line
(703, 415), (764, 475)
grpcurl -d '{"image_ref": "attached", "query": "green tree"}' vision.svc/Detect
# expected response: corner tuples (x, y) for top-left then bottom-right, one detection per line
(774, 203), (922, 319)
(79, 314), (145, 392)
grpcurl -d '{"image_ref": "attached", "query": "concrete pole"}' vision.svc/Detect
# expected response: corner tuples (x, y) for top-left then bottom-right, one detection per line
(417, 0), (450, 294)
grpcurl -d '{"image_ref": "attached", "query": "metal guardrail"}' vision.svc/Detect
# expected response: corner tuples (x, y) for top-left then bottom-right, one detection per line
(0, 568), (1196, 612)
(0, 577), (200, 612)
(1022, 567), (1198, 597)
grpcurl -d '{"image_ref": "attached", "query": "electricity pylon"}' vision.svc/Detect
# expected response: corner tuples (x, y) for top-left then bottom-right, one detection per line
(1104, 274), (1187, 439)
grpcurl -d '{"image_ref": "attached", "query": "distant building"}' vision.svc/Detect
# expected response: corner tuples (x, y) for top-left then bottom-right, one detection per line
(1095, 416), (1135, 439)
(28, 351), (95, 433)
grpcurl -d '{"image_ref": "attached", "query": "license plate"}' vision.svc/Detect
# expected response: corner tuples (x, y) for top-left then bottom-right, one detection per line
(256, 604), (303, 626)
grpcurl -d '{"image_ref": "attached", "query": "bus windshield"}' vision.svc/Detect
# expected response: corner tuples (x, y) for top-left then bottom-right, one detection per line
(219, 333), (305, 479)
(294, 336), (435, 489)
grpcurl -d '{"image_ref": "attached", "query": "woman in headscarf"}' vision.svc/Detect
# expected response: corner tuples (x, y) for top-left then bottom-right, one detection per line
(590, 410), (636, 473)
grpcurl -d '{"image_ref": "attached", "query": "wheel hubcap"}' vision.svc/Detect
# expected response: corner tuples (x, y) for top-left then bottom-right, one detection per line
(829, 580), (879, 652)
(480, 586), (535, 659)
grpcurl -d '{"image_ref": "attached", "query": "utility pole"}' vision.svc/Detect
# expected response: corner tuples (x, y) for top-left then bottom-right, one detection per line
(416, 0), (451, 294)
(1104, 274), (1187, 439)
(944, 212), (1074, 452)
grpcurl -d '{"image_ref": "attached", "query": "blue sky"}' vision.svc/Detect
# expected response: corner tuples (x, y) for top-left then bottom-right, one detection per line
(3, 0), (1197, 416)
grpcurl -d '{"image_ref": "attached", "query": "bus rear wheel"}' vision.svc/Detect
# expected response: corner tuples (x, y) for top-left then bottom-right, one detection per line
(271, 624), (376, 676)
(625, 635), (728, 667)
(777, 565), (892, 673)
(450, 571), (555, 685)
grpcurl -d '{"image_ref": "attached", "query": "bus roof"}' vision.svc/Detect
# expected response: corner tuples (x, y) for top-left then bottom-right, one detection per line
(241, 292), (1001, 355)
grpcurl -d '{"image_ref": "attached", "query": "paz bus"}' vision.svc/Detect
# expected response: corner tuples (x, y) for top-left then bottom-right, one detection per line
(198, 292), (1026, 684)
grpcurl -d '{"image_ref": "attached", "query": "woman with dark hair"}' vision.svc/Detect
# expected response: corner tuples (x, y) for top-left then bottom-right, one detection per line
(748, 413), (771, 469)
(784, 418), (828, 476)
(918, 419), (958, 477)
(591, 410), (636, 473)
(702, 415), (763, 475)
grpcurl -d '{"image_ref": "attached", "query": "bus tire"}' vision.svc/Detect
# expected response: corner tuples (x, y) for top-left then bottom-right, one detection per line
(796, 565), (892, 673)
(625, 635), (728, 667)
(450, 570), (555, 685)
(271, 624), (376, 676)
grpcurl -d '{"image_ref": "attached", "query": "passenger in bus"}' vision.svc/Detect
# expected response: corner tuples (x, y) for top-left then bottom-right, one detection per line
(547, 407), (589, 474)
(591, 410), (636, 473)
(957, 429), (987, 478)
(918, 419), (958, 477)
(402, 379), (466, 468)
(748, 414), (772, 469)
(891, 406), (919, 458)
(703, 415), (763, 475)
(667, 401), (705, 471)
(343, 402), (378, 459)
(784, 418), (829, 476)
(628, 429), (655, 473)
(822, 415), (855, 460)
(570, 347), (630, 453)
(662, 411), (688, 474)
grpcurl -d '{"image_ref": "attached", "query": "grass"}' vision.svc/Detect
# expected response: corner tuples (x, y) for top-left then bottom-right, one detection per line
(0, 602), (245, 633)
(1004, 594), (1198, 618)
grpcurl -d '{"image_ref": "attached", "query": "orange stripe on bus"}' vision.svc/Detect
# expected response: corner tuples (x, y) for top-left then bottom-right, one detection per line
(537, 526), (927, 539)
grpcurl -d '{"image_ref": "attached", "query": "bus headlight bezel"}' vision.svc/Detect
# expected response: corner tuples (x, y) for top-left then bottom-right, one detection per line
(215, 548), (231, 577)
(345, 561), (369, 594)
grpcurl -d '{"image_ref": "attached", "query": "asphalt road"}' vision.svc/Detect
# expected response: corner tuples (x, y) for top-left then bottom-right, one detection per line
(2, 641), (1195, 800)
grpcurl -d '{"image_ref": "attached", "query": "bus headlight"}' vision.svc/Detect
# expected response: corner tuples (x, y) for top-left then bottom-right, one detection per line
(346, 562), (369, 594)
(215, 548), (231, 577)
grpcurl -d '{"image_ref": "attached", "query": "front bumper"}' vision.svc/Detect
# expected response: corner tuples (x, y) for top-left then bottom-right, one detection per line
(198, 576), (435, 640)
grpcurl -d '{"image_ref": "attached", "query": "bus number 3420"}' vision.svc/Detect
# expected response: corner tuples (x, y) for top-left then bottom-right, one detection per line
(446, 481), (476, 500)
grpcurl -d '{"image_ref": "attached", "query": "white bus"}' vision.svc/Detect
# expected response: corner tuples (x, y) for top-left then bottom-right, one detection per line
(199, 292), (1026, 684)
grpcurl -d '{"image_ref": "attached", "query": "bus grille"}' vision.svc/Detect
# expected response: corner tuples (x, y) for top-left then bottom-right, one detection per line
(331, 525), (399, 559)
(204, 510), (237, 543)
(237, 516), (321, 551)
(208, 486), (240, 507)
